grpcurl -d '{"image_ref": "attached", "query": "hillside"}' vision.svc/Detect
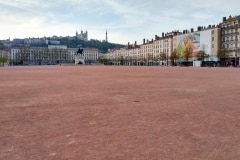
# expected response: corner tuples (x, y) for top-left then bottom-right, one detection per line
(59, 38), (124, 52)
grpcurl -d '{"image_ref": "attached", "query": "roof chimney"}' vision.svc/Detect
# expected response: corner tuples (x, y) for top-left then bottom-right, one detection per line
(223, 17), (226, 22)
(197, 26), (201, 31)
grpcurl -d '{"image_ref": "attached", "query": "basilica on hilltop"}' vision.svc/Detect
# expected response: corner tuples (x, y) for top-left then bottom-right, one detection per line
(76, 30), (88, 41)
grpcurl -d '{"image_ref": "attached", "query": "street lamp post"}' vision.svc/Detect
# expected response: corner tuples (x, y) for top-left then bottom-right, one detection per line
(235, 27), (239, 67)
(235, 40), (238, 67)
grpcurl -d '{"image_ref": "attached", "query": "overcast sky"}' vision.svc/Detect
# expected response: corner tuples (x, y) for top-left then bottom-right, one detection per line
(0, 0), (239, 44)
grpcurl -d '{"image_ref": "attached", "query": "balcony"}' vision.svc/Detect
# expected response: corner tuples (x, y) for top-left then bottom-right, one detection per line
(221, 24), (240, 29)
(221, 32), (239, 36)
(222, 39), (239, 43)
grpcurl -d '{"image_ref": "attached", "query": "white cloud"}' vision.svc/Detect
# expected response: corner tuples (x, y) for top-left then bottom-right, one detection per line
(0, 0), (239, 44)
(0, 0), (37, 8)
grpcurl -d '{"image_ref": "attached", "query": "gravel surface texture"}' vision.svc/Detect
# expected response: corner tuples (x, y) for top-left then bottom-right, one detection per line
(1, 66), (240, 160)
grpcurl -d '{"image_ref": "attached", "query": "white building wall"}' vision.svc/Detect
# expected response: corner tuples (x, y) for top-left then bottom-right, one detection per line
(199, 29), (211, 55)
(48, 45), (67, 49)
(10, 47), (99, 65)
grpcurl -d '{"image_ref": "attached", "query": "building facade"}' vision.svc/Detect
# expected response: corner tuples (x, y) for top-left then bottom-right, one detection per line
(104, 32), (177, 66)
(10, 45), (99, 65)
(173, 26), (220, 66)
(153, 32), (175, 65)
(220, 16), (240, 66)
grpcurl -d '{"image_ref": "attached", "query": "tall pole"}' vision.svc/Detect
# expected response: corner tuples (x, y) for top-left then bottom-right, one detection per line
(235, 45), (237, 67)
(106, 30), (108, 42)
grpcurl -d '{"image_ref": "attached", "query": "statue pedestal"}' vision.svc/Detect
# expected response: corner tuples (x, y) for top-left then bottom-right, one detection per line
(75, 55), (85, 65)
(75, 48), (85, 65)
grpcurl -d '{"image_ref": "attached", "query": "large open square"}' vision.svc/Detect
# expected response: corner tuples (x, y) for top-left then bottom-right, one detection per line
(1, 66), (240, 159)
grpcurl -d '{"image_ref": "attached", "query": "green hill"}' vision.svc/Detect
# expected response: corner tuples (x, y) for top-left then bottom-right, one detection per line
(59, 38), (124, 52)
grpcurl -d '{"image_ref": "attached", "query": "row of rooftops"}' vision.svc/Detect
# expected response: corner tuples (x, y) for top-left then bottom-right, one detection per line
(125, 15), (240, 49)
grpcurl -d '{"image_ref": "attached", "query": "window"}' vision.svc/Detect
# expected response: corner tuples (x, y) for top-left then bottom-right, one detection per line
(212, 44), (214, 48)
(212, 30), (214, 34)
(212, 37), (214, 41)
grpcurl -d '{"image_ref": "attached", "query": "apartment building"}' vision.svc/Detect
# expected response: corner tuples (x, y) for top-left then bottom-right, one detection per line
(98, 15), (240, 67)
(113, 47), (127, 65)
(220, 16), (240, 66)
(82, 47), (99, 64)
(210, 27), (221, 60)
(104, 32), (176, 66)
(153, 32), (176, 65)
(140, 39), (153, 65)
(126, 42), (140, 65)
(104, 25), (221, 66)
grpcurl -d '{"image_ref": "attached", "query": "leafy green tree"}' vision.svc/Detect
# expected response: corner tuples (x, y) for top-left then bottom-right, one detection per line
(97, 57), (110, 64)
(170, 49), (178, 66)
(0, 56), (7, 66)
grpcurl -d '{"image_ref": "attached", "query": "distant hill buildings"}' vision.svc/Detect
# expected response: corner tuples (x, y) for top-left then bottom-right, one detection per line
(76, 30), (88, 41)
(1, 29), (89, 47)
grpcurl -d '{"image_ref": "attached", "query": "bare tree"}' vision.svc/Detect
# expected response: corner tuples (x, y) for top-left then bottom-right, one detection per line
(217, 49), (228, 67)
(170, 49), (178, 66)
(160, 52), (167, 65)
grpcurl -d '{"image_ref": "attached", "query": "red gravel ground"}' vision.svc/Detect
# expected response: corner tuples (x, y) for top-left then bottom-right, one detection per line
(1, 66), (240, 160)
